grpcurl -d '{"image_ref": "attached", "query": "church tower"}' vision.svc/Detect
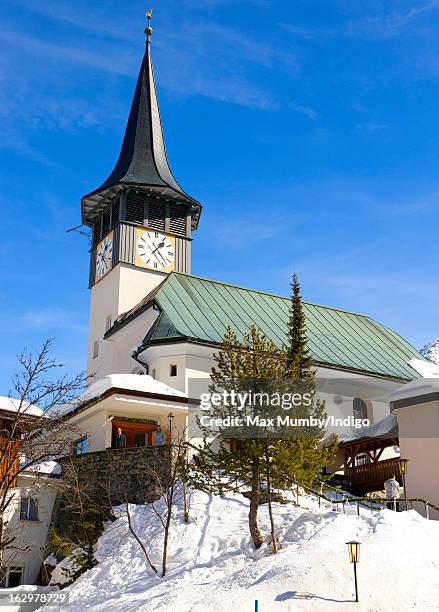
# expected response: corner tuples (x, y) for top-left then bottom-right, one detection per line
(81, 15), (202, 377)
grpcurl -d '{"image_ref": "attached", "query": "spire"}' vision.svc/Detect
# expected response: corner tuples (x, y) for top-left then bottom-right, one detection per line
(82, 12), (201, 226)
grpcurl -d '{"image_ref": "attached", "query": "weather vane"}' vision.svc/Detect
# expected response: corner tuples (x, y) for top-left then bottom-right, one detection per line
(145, 8), (153, 41)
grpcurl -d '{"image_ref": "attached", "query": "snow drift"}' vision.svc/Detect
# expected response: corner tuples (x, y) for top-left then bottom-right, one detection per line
(44, 489), (439, 611)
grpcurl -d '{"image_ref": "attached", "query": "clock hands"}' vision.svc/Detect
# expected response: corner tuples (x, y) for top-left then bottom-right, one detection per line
(151, 240), (165, 255)
(137, 233), (174, 269)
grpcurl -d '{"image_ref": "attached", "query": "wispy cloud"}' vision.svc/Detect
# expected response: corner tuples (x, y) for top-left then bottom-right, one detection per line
(349, 0), (439, 38)
(281, 1), (439, 41)
(2, 2), (308, 113)
(19, 307), (86, 332)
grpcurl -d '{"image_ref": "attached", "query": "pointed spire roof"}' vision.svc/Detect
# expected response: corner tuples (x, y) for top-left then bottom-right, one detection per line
(82, 14), (201, 226)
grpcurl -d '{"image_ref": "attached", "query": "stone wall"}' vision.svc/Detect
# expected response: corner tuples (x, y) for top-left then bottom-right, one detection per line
(51, 445), (170, 540)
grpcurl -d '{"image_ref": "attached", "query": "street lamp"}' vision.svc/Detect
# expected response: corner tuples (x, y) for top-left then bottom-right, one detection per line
(167, 412), (175, 444)
(346, 541), (361, 603)
(400, 458), (409, 510)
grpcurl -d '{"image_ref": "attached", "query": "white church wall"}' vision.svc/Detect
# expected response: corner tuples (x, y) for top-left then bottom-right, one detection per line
(88, 263), (164, 381)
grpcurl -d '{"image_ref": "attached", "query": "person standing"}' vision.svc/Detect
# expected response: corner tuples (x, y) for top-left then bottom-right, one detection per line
(154, 425), (165, 446)
(113, 427), (126, 449)
(384, 474), (400, 511)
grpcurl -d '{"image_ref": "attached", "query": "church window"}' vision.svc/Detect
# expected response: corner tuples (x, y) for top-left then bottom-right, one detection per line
(105, 315), (112, 332)
(170, 206), (186, 235)
(20, 497), (38, 521)
(93, 341), (99, 359)
(170, 364), (177, 377)
(147, 201), (165, 231)
(353, 398), (368, 420)
(126, 195), (145, 225)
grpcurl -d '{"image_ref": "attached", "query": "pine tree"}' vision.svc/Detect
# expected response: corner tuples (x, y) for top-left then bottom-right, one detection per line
(186, 326), (285, 549)
(278, 272), (337, 486)
(286, 272), (314, 380)
(185, 274), (337, 552)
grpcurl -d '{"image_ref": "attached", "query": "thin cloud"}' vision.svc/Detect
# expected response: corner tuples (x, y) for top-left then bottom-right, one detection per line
(19, 307), (86, 332)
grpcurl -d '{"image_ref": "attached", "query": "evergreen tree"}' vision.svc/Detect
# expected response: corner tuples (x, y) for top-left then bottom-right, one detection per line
(286, 272), (313, 380)
(185, 274), (337, 551)
(186, 326), (285, 549)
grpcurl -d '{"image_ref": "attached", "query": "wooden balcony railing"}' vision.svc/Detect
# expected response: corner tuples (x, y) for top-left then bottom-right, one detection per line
(0, 437), (20, 488)
(347, 457), (402, 494)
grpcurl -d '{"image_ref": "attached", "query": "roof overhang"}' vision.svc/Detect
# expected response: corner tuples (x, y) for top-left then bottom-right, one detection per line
(82, 183), (202, 229)
(136, 336), (414, 384)
(63, 386), (199, 421)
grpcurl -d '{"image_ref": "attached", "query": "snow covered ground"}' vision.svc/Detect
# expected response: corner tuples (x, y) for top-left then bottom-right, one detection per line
(43, 490), (439, 612)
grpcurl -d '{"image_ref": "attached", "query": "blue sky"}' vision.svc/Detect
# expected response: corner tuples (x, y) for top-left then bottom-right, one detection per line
(1, 0), (439, 391)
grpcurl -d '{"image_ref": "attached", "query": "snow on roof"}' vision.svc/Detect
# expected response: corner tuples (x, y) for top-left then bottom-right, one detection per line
(408, 358), (439, 378)
(0, 396), (43, 417)
(391, 378), (439, 402)
(60, 374), (187, 416)
(340, 413), (398, 443)
(21, 460), (62, 476)
(391, 358), (439, 403)
(82, 374), (186, 401)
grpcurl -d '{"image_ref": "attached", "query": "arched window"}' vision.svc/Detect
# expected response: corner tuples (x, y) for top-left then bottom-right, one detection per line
(353, 398), (368, 420)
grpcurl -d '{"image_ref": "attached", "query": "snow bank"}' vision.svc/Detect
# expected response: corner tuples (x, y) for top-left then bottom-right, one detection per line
(43, 489), (439, 611)
(0, 396), (43, 416)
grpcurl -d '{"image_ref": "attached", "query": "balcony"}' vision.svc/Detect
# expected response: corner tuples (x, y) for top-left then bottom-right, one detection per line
(347, 457), (402, 495)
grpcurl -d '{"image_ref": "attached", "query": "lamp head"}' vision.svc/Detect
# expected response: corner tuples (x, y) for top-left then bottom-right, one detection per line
(400, 458), (408, 475)
(346, 541), (361, 564)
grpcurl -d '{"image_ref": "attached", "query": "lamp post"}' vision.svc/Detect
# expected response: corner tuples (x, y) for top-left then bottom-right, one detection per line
(400, 458), (409, 511)
(167, 412), (175, 445)
(346, 541), (361, 603)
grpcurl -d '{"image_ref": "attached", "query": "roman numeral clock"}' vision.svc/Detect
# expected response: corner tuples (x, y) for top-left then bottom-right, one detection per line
(136, 229), (175, 272)
(89, 195), (192, 287)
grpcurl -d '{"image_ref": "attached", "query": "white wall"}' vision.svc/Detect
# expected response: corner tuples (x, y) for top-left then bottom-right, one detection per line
(87, 263), (165, 380)
(3, 475), (57, 585)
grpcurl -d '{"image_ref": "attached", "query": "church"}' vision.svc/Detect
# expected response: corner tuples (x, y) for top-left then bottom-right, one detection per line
(68, 18), (428, 485)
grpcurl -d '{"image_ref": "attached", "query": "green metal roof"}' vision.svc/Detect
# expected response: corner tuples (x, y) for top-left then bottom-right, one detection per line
(135, 272), (425, 381)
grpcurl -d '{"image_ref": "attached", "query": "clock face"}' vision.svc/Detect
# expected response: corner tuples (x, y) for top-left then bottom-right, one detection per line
(96, 234), (113, 279)
(137, 230), (175, 271)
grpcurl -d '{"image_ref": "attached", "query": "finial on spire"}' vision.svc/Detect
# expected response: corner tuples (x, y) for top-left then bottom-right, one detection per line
(145, 9), (153, 43)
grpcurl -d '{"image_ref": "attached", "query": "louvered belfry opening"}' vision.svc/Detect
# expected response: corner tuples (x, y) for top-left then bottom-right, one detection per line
(111, 198), (120, 228)
(147, 201), (165, 231)
(102, 205), (111, 236)
(126, 194), (145, 225)
(92, 215), (102, 245)
(170, 205), (186, 236)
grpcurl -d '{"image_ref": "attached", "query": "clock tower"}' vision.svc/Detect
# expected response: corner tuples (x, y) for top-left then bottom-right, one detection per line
(81, 15), (202, 377)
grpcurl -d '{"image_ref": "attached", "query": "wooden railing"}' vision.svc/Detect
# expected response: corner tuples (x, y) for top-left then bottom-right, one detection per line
(347, 457), (402, 494)
(0, 437), (20, 488)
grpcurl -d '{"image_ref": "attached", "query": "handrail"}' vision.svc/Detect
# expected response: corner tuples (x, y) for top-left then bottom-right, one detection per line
(291, 479), (439, 518)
